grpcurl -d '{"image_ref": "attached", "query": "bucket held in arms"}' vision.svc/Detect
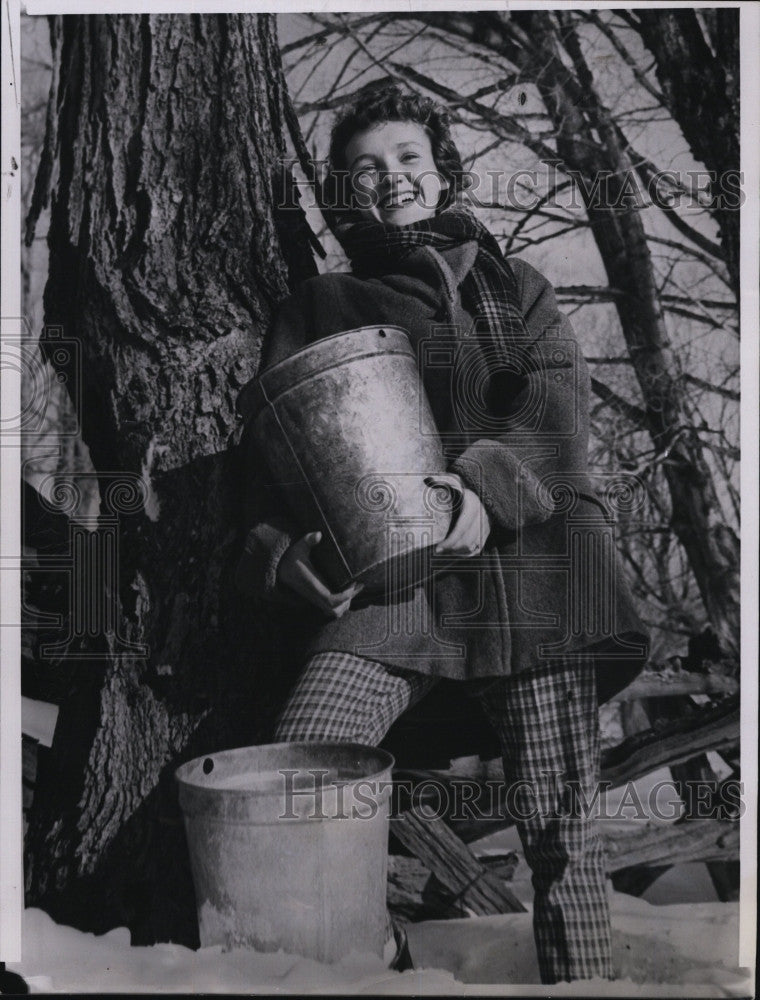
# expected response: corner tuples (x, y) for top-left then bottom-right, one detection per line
(248, 325), (458, 593)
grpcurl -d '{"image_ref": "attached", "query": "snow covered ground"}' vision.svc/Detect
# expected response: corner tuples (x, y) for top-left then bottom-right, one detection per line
(9, 760), (752, 995)
(8, 889), (750, 996)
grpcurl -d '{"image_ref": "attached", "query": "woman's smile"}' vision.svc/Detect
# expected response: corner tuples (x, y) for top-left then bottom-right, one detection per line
(345, 120), (448, 225)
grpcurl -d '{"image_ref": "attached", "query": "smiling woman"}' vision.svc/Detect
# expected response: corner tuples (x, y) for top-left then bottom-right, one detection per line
(236, 78), (651, 983)
(345, 121), (449, 225)
(325, 83), (468, 227)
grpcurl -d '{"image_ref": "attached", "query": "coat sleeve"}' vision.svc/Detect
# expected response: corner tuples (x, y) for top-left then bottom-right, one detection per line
(448, 258), (592, 534)
(233, 293), (311, 605)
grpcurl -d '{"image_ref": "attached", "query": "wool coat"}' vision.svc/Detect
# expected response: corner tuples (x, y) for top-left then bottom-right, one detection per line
(236, 243), (648, 702)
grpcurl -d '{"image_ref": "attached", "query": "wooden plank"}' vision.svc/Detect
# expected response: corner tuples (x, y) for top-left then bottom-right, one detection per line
(600, 695), (739, 786)
(391, 807), (526, 915)
(21, 696), (59, 748)
(389, 811), (738, 918)
(705, 861), (740, 902)
(603, 820), (740, 872)
(611, 671), (738, 702)
(386, 855), (447, 923)
(670, 746), (740, 901)
(393, 695), (739, 846)
(22, 735), (38, 788)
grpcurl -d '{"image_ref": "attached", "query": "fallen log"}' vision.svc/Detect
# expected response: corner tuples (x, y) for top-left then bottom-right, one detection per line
(386, 855), (445, 923)
(611, 671), (738, 702)
(603, 819), (740, 872)
(392, 694), (739, 844)
(669, 727), (740, 902)
(390, 807), (526, 915)
(601, 693), (739, 786)
(387, 851), (520, 924)
(388, 815), (738, 922)
(387, 698), (739, 909)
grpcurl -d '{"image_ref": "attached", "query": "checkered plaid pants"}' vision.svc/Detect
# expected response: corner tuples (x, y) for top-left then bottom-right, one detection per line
(479, 661), (612, 982)
(274, 651), (612, 983)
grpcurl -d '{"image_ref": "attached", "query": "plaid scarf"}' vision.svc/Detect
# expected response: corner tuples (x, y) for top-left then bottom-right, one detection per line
(336, 205), (529, 350)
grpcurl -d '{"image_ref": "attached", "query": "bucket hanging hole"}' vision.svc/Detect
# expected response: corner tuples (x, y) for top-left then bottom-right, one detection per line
(378, 329), (386, 338)
(203, 758), (214, 775)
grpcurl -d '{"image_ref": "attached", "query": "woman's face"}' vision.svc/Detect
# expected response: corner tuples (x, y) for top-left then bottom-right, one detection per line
(344, 120), (448, 226)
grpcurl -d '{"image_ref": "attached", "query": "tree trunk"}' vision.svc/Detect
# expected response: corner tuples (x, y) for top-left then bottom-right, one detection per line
(25, 13), (316, 945)
(632, 9), (740, 296)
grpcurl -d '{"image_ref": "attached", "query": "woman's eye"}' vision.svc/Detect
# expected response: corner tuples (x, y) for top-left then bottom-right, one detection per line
(401, 153), (420, 163)
(354, 167), (378, 184)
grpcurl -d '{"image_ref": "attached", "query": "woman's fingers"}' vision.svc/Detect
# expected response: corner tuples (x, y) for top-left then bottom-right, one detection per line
(436, 489), (490, 556)
(279, 531), (363, 616)
(294, 560), (363, 616)
(330, 597), (355, 619)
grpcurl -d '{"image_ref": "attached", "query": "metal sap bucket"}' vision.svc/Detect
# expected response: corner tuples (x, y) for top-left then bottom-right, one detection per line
(247, 325), (456, 593)
(176, 742), (394, 963)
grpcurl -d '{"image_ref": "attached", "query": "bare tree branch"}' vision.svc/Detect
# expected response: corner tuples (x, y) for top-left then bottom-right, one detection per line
(280, 12), (385, 55)
(503, 179), (575, 254)
(646, 235), (732, 289)
(590, 378), (646, 425)
(554, 285), (734, 312)
(580, 10), (667, 108)
(385, 62), (559, 163)
(629, 155), (726, 264)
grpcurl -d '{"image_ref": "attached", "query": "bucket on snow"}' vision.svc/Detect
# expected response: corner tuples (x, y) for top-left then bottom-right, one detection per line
(245, 325), (459, 593)
(175, 741), (394, 963)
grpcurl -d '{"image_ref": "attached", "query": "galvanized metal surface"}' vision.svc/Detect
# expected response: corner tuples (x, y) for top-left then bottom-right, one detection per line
(176, 742), (394, 963)
(250, 326), (455, 592)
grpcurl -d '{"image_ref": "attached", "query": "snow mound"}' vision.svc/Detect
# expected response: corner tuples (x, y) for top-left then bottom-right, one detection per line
(8, 895), (751, 996)
(11, 908), (455, 995)
(407, 892), (749, 995)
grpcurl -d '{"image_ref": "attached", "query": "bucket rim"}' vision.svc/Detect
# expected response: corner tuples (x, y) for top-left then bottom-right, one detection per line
(174, 740), (396, 794)
(258, 324), (412, 378)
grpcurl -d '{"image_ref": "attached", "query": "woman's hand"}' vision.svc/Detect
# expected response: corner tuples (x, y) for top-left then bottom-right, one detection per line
(433, 480), (491, 557)
(277, 531), (363, 617)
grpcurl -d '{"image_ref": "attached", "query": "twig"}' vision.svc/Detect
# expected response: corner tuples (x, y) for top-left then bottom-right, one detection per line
(590, 378), (647, 425)
(580, 10), (667, 108)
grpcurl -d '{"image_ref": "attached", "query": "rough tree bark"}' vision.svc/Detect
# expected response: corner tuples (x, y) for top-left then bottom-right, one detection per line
(631, 9), (740, 296)
(410, 10), (740, 656)
(24, 13), (316, 944)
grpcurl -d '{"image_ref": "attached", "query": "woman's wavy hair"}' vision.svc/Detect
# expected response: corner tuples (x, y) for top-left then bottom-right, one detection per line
(323, 83), (468, 222)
